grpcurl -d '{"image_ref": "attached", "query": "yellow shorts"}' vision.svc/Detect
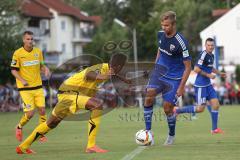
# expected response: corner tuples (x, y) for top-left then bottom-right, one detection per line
(52, 92), (91, 119)
(19, 88), (45, 112)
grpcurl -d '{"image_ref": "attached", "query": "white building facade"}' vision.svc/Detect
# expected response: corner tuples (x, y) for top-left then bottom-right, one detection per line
(200, 3), (240, 68)
(21, 0), (96, 66)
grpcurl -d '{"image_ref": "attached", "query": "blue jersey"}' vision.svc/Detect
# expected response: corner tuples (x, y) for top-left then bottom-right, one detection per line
(156, 31), (191, 80)
(194, 51), (214, 87)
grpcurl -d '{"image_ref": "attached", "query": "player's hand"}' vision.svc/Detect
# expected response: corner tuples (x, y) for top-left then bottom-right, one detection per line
(219, 72), (226, 78)
(44, 66), (51, 78)
(21, 79), (29, 86)
(176, 86), (184, 97)
(208, 74), (216, 79)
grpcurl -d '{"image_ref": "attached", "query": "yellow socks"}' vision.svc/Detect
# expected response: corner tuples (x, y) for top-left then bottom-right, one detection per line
(19, 122), (51, 150)
(87, 109), (102, 148)
(39, 114), (47, 124)
(18, 114), (30, 128)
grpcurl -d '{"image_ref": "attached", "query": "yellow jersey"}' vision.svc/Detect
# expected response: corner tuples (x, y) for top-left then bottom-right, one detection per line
(11, 47), (44, 90)
(59, 63), (110, 96)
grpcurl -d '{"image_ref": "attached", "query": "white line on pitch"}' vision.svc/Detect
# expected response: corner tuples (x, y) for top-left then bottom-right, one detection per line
(120, 146), (146, 160)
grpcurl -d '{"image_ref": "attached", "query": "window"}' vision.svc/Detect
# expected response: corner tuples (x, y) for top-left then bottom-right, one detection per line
(42, 43), (47, 53)
(217, 46), (224, 61)
(61, 21), (66, 30)
(28, 18), (40, 27)
(61, 43), (66, 53)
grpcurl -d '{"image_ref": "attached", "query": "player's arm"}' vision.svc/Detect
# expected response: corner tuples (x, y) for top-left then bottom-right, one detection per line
(155, 49), (160, 63)
(176, 60), (191, 97)
(10, 52), (28, 86)
(194, 65), (215, 79)
(40, 62), (50, 78)
(212, 67), (226, 78)
(39, 50), (50, 78)
(11, 69), (28, 86)
(85, 70), (113, 81)
(114, 74), (132, 84)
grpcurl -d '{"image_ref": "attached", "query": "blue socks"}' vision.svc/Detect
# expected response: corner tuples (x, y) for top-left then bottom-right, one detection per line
(144, 105), (153, 130)
(167, 114), (176, 136)
(211, 110), (219, 130)
(176, 105), (196, 114)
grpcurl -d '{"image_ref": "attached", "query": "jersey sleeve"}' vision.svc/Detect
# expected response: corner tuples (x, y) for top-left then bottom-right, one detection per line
(181, 41), (191, 61)
(157, 31), (164, 51)
(176, 34), (191, 61)
(195, 51), (207, 68)
(10, 51), (20, 70)
(100, 63), (109, 75)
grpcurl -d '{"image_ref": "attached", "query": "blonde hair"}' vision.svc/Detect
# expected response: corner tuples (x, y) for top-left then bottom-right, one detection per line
(161, 11), (176, 24)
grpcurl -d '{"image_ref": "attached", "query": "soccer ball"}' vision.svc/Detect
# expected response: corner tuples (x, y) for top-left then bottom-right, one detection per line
(135, 129), (153, 146)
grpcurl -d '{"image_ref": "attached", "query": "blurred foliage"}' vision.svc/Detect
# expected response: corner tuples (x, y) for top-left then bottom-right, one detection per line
(64, 0), (240, 62)
(0, 0), (23, 84)
(235, 65), (240, 83)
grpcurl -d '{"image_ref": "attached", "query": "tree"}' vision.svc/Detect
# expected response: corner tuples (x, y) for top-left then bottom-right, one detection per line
(0, 0), (23, 84)
(84, 24), (129, 61)
(235, 65), (240, 83)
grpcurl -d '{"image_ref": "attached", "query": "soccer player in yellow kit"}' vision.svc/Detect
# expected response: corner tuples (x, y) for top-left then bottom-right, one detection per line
(11, 31), (50, 142)
(16, 53), (130, 154)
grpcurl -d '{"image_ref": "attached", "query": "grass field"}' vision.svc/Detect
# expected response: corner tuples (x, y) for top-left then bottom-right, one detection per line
(0, 105), (240, 160)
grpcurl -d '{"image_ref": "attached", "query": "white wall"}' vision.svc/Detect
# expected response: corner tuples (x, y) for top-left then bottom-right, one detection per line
(200, 4), (240, 65)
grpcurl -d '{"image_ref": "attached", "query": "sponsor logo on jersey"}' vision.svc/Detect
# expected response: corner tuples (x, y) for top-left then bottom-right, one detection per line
(11, 59), (17, 66)
(34, 53), (39, 57)
(23, 60), (39, 66)
(159, 48), (172, 56)
(170, 44), (175, 51)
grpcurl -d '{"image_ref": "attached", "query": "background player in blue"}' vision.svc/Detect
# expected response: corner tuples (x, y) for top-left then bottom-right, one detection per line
(175, 38), (226, 134)
(143, 11), (192, 145)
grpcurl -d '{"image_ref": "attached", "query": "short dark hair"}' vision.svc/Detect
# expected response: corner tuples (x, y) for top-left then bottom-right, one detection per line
(110, 53), (127, 67)
(23, 31), (34, 36)
(161, 11), (176, 24)
(205, 37), (214, 43)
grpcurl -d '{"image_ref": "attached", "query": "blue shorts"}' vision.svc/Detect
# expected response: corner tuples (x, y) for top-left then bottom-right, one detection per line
(194, 85), (218, 105)
(146, 67), (181, 105)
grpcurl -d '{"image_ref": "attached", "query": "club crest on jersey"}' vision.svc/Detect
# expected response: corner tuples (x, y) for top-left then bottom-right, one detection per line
(170, 44), (175, 51)
(159, 40), (161, 44)
(11, 59), (17, 66)
(34, 53), (39, 57)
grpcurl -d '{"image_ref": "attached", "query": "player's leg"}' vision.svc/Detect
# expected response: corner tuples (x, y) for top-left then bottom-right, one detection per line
(161, 78), (181, 145)
(35, 88), (48, 142)
(35, 88), (47, 125)
(208, 85), (223, 134)
(83, 97), (108, 153)
(16, 114), (62, 154)
(175, 87), (207, 115)
(16, 91), (35, 141)
(144, 66), (163, 132)
(144, 88), (157, 131)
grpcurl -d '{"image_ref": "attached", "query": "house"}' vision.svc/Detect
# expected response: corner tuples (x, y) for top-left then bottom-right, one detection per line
(200, 3), (240, 74)
(21, 0), (99, 65)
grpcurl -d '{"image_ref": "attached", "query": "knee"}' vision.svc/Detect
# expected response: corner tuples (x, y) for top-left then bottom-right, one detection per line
(47, 119), (60, 129)
(26, 112), (34, 119)
(144, 97), (155, 106)
(196, 106), (205, 113)
(39, 108), (46, 115)
(91, 100), (104, 110)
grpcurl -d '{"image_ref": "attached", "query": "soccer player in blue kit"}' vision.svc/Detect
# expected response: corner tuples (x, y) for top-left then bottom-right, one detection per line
(143, 11), (192, 145)
(175, 38), (226, 134)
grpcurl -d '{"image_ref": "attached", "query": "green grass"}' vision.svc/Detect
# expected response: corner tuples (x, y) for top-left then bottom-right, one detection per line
(0, 106), (240, 160)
